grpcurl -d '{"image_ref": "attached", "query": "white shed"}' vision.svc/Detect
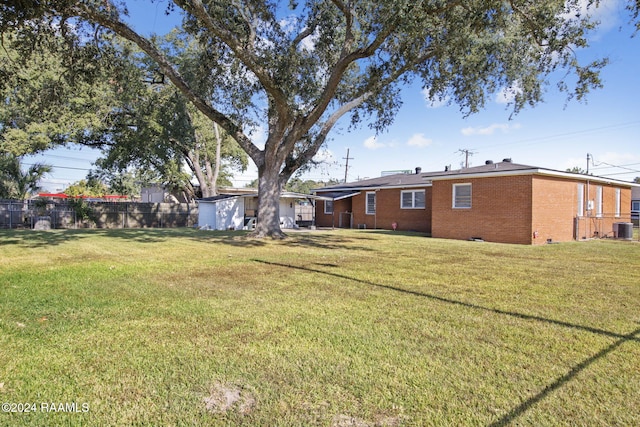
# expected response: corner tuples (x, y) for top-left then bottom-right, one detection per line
(197, 191), (311, 230)
(198, 195), (245, 230)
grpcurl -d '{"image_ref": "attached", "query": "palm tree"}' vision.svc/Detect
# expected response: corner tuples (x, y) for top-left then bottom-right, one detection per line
(0, 154), (52, 200)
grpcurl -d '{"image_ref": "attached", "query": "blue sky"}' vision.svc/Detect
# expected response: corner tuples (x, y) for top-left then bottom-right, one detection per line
(30, 0), (640, 192)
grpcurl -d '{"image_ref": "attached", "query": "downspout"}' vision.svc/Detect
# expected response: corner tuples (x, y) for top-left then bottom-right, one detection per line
(332, 198), (335, 229)
(308, 196), (315, 228)
(374, 189), (379, 229)
(586, 179), (591, 239)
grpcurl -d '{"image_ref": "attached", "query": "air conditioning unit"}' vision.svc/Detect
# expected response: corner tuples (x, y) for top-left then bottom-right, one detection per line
(613, 222), (633, 240)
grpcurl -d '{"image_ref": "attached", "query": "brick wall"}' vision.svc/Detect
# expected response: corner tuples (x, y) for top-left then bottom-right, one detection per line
(432, 174), (633, 245)
(314, 187), (432, 232)
(531, 176), (580, 243)
(431, 175), (534, 244)
(348, 188), (432, 232)
(315, 197), (354, 228)
(573, 181), (632, 239)
(316, 175), (632, 243)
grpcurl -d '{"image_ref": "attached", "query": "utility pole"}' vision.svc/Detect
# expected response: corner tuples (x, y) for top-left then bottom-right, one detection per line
(457, 149), (476, 168)
(343, 148), (354, 183)
(586, 153), (591, 174)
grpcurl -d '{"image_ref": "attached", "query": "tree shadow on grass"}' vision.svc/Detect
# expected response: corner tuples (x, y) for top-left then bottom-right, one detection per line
(489, 326), (640, 426)
(0, 228), (265, 247)
(253, 259), (640, 425)
(0, 228), (378, 251)
(0, 230), (91, 248)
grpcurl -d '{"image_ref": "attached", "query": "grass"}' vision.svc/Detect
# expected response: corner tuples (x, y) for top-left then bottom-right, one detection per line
(1, 228), (639, 426)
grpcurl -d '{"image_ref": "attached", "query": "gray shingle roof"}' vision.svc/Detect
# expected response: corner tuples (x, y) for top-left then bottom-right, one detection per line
(313, 161), (537, 191)
(312, 161), (637, 192)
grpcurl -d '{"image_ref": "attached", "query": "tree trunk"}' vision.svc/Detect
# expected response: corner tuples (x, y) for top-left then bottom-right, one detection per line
(211, 123), (222, 192)
(252, 160), (286, 238)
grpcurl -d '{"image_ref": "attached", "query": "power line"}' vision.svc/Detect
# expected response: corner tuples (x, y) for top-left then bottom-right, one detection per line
(22, 162), (92, 172)
(591, 160), (640, 174)
(590, 162), (640, 171)
(480, 121), (640, 150)
(598, 171), (640, 178)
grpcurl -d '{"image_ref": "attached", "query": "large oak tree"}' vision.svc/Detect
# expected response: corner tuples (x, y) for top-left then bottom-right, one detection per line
(0, 29), (247, 199)
(2, 0), (635, 237)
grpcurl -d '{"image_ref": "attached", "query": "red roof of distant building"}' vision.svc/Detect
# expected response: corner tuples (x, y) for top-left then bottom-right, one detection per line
(38, 193), (129, 200)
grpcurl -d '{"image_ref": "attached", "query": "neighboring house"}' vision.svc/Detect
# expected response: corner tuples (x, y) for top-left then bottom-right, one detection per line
(313, 160), (637, 245)
(632, 186), (640, 225)
(140, 185), (167, 203)
(197, 190), (309, 230)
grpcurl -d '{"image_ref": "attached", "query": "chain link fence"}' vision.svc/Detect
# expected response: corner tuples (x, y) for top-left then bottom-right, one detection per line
(0, 199), (198, 230)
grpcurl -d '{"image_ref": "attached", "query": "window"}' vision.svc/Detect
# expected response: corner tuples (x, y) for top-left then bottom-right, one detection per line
(366, 192), (376, 215)
(633, 201), (640, 211)
(401, 190), (425, 209)
(577, 183), (584, 217)
(453, 183), (472, 209)
(324, 200), (333, 214)
(615, 188), (621, 218)
(596, 186), (603, 217)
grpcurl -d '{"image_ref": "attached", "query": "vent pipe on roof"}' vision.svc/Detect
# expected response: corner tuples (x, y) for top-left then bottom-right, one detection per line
(415, 167), (422, 174)
(485, 160), (494, 165)
(503, 158), (512, 163)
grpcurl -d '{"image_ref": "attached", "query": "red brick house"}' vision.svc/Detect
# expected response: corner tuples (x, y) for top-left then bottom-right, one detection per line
(313, 160), (637, 245)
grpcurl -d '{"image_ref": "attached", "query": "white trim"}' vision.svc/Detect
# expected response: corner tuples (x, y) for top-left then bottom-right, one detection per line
(577, 183), (585, 217)
(431, 168), (637, 187)
(313, 191), (361, 201)
(401, 189), (426, 209)
(366, 191), (376, 215)
(615, 188), (621, 218)
(596, 186), (603, 217)
(334, 192), (361, 201)
(324, 200), (334, 214)
(315, 170), (638, 195)
(314, 184), (431, 193)
(452, 183), (472, 209)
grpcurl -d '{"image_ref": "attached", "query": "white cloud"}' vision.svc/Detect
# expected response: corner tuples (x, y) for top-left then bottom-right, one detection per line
(421, 87), (450, 109)
(407, 133), (433, 148)
(461, 123), (521, 136)
(299, 29), (319, 52)
(563, 0), (621, 34)
(363, 136), (386, 150)
(495, 82), (523, 104)
(279, 15), (298, 34)
(245, 124), (267, 149)
(313, 148), (335, 163)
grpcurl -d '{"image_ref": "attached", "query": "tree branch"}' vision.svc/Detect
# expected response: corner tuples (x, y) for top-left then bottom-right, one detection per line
(302, 2), (410, 133)
(174, 0), (291, 123)
(72, 3), (263, 164)
(280, 91), (370, 180)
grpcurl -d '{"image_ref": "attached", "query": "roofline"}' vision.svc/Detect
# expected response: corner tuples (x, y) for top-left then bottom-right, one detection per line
(429, 167), (638, 187)
(199, 191), (313, 202)
(197, 195), (241, 202)
(313, 165), (638, 193)
(313, 191), (363, 201)
(312, 183), (431, 193)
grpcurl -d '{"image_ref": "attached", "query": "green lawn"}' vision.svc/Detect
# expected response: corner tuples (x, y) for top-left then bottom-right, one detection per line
(1, 229), (639, 426)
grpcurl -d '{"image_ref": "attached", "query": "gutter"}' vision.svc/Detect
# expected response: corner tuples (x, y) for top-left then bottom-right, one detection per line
(429, 168), (638, 187)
